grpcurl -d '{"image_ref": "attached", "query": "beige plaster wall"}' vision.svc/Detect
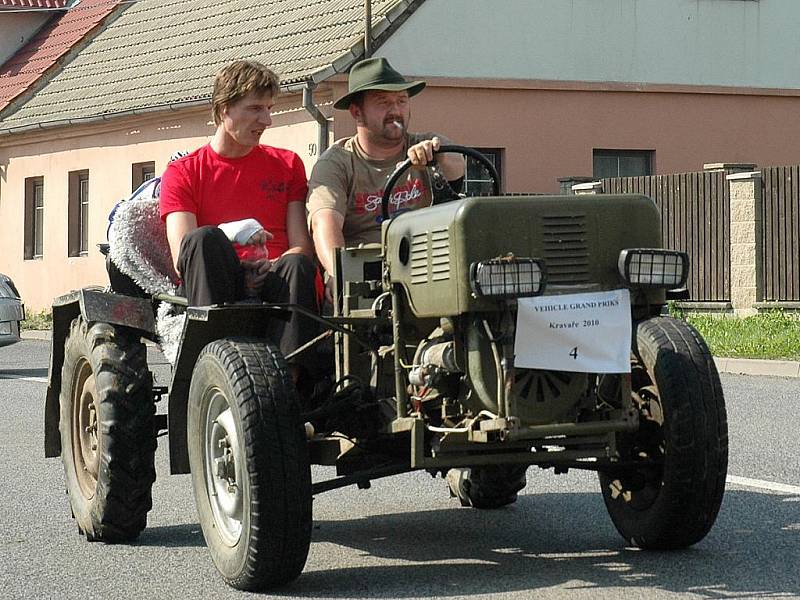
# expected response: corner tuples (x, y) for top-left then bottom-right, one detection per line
(0, 93), (322, 311)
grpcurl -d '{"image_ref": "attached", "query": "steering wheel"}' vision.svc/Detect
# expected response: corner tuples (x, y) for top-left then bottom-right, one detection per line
(380, 145), (500, 223)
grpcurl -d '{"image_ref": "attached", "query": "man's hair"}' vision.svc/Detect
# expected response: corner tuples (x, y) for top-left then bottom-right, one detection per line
(347, 91), (364, 109)
(212, 61), (280, 125)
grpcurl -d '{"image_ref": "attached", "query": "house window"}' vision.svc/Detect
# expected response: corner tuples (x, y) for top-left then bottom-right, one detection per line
(132, 161), (156, 192)
(24, 176), (44, 260)
(464, 148), (502, 196)
(68, 170), (89, 256)
(593, 149), (654, 179)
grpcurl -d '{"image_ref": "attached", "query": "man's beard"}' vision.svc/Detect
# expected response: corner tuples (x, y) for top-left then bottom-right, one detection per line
(373, 117), (405, 143)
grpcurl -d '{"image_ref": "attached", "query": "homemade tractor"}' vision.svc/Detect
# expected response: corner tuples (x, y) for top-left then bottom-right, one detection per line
(44, 147), (727, 591)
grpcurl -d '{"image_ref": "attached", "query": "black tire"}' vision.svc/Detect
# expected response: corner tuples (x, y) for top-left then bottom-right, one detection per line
(599, 316), (728, 549)
(188, 338), (312, 591)
(448, 464), (527, 509)
(59, 317), (156, 542)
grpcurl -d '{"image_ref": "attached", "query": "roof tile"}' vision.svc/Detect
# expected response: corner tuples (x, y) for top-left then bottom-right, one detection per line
(0, 1), (68, 7)
(0, 0), (420, 133)
(0, 0), (119, 111)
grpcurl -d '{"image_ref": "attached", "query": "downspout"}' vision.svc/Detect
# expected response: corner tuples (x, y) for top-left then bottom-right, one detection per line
(364, 0), (372, 58)
(302, 82), (329, 157)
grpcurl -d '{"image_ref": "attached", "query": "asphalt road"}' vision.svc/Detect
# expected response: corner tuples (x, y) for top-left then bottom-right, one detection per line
(1, 339), (798, 600)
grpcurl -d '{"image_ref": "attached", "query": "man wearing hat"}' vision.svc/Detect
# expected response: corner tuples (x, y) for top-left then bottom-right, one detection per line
(306, 57), (465, 294)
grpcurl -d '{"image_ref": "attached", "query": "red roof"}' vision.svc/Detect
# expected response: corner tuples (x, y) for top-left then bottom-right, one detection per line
(0, 0), (117, 111)
(0, 1), (68, 7)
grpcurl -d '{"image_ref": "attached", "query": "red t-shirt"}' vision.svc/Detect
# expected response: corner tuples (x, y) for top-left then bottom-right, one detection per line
(159, 144), (308, 257)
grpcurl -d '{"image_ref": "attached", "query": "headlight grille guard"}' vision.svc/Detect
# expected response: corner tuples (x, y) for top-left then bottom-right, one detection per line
(618, 248), (690, 289)
(469, 255), (547, 299)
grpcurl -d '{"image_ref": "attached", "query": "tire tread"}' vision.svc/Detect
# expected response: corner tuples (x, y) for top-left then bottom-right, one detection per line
(601, 316), (727, 549)
(189, 337), (311, 591)
(60, 317), (156, 543)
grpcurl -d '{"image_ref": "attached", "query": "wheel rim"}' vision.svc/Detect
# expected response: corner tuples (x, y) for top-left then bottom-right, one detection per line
(203, 388), (244, 546)
(71, 358), (100, 499)
(607, 361), (666, 510)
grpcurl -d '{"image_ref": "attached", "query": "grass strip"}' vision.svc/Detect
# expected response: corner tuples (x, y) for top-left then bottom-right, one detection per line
(680, 309), (800, 361)
(22, 309), (53, 331)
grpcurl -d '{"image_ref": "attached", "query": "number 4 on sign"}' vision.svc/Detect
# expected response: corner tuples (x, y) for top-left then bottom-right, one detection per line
(570, 347), (579, 360)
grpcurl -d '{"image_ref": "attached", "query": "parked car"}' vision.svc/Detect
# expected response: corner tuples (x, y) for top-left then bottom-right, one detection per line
(0, 273), (24, 347)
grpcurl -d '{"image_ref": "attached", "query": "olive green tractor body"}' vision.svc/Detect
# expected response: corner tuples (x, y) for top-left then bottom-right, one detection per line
(330, 192), (685, 474)
(384, 193), (665, 316)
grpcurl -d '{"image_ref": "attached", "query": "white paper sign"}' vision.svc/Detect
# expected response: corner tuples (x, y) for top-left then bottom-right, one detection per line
(514, 289), (632, 373)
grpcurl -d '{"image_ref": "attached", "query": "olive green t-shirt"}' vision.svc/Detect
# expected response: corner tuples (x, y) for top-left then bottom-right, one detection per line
(306, 132), (449, 246)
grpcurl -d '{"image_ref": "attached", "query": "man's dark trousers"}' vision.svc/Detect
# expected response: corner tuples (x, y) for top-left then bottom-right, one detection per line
(177, 226), (318, 368)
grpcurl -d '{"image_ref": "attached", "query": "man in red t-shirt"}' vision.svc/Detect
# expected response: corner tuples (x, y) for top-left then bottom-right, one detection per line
(159, 60), (317, 371)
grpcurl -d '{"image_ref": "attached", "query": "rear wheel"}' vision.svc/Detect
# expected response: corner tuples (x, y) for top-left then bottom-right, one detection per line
(188, 338), (312, 591)
(599, 317), (728, 549)
(59, 317), (156, 541)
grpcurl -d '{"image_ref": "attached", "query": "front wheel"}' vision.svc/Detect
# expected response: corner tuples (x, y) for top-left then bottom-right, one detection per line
(188, 338), (312, 591)
(599, 317), (728, 549)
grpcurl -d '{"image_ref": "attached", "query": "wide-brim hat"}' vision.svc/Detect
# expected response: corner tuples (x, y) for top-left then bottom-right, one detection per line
(334, 57), (426, 110)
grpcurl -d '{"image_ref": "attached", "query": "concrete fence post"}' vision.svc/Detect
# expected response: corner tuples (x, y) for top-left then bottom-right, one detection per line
(726, 171), (763, 316)
(571, 181), (603, 195)
(558, 176), (594, 195)
(704, 162), (757, 175)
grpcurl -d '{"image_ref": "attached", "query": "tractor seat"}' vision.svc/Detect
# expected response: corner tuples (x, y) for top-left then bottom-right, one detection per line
(107, 197), (179, 297)
(106, 197), (184, 363)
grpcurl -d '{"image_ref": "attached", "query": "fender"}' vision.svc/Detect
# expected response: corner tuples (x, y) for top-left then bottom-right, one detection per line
(166, 304), (288, 474)
(44, 289), (155, 457)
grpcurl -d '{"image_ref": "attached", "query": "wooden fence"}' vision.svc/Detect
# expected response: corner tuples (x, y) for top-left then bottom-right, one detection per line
(760, 166), (800, 302)
(600, 171), (731, 303)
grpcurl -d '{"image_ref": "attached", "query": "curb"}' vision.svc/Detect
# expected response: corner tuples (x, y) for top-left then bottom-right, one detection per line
(21, 330), (51, 341)
(713, 357), (800, 378)
(21, 329), (800, 378)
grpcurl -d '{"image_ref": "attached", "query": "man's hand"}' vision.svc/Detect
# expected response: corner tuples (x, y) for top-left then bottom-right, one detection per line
(407, 136), (465, 182)
(238, 229), (273, 296)
(407, 136), (441, 166)
(245, 228), (272, 246)
(323, 273), (335, 305)
(240, 256), (272, 296)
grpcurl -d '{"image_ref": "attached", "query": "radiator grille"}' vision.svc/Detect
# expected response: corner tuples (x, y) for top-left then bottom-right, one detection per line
(430, 229), (450, 282)
(410, 232), (428, 285)
(542, 214), (590, 284)
(410, 228), (450, 284)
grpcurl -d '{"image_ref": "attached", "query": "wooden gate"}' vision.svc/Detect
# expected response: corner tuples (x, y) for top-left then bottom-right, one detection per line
(761, 166), (800, 302)
(601, 171), (730, 302)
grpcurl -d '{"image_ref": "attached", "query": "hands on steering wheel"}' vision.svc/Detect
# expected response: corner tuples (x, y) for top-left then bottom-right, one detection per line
(380, 145), (500, 223)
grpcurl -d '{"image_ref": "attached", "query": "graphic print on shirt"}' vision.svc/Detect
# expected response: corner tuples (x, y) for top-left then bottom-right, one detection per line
(260, 179), (288, 199)
(354, 177), (428, 215)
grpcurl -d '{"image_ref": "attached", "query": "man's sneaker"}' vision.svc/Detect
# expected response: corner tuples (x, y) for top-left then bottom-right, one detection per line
(446, 465), (527, 509)
(446, 468), (474, 507)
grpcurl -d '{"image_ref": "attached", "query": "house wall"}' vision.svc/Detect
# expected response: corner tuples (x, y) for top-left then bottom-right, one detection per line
(0, 94), (321, 311)
(380, 0), (800, 90)
(329, 79), (800, 194)
(0, 12), (50, 65)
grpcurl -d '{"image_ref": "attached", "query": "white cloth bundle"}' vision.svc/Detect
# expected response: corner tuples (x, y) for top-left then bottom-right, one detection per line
(217, 218), (264, 245)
